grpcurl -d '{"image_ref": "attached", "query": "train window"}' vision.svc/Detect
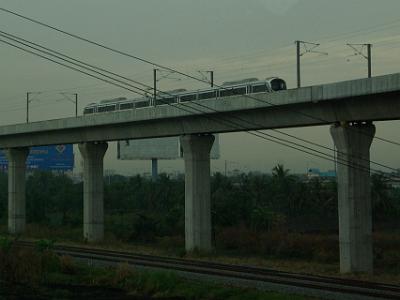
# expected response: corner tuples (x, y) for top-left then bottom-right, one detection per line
(252, 84), (267, 93)
(219, 88), (234, 97)
(233, 87), (246, 95)
(156, 97), (176, 106)
(270, 79), (287, 91)
(180, 94), (197, 102)
(119, 103), (134, 110)
(97, 106), (107, 112)
(97, 105), (116, 112)
(135, 101), (150, 108)
(83, 107), (95, 114)
(198, 91), (216, 100)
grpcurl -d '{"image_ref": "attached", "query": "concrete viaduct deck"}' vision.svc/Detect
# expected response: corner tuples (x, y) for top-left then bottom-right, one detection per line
(2, 73), (400, 275)
(0, 73), (399, 148)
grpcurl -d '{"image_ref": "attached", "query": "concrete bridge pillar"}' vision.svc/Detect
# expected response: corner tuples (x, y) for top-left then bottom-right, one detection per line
(79, 142), (108, 242)
(180, 134), (215, 252)
(330, 122), (375, 274)
(6, 147), (29, 234)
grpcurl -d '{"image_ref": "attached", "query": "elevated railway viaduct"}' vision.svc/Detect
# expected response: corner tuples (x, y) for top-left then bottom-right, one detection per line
(2, 73), (400, 274)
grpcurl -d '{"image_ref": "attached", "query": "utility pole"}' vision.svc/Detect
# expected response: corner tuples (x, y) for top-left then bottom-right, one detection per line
(367, 43), (372, 78)
(26, 92), (30, 123)
(152, 68), (158, 180)
(60, 92), (78, 117)
(153, 68), (157, 107)
(346, 43), (372, 78)
(295, 40), (328, 88)
(150, 68), (181, 180)
(26, 91), (41, 123)
(198, 70), (214, 88)
(151, 158), (158, 181)
(296, 41), (301, 88)
(75, 93), (78, 117)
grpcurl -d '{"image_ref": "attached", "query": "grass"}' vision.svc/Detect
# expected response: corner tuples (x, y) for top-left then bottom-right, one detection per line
(46, 262), (320, 300)
(1, 223), (399, 286)
(0, 239), (318, 300)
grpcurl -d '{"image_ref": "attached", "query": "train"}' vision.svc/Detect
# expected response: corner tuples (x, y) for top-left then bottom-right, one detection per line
(83, 77), (287, 114)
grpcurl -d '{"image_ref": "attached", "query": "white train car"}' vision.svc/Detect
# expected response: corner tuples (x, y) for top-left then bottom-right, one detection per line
(83, 77), (287, 164)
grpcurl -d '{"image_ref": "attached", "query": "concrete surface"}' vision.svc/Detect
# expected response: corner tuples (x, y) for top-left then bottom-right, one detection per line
(6, 147), (29, 234)
(180, 134), (215, 252)
(79, 142), (108, 242)
(0, 73), (398, 148)
(330, 122), (375, 274)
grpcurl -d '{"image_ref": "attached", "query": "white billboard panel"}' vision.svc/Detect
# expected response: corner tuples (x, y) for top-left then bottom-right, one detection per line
(118, 135), (220, 160)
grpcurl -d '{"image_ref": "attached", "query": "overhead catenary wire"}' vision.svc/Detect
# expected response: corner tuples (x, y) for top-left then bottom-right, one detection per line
(171, 18), (400, 71)
(1, 7), (398, 150)
(0, 34), (396, 177)
(0, 30), (396, 173)
(0, 31), (153, 91)
(2, 6), (399, 80)
(0, 37), (348, 169)
(0, 30), (394, 175)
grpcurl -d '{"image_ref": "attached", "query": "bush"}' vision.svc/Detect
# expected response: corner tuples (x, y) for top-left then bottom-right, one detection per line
(217, 227), (339, 262)
(0, 236), (13, 253)
(217, 225), (260, 253)
(59, 255), (77, 275)
(374, 233), (400, 271)
(35, 239), (56, 252)
(0, 247), (43, 286)
(112, 263), (134, 288)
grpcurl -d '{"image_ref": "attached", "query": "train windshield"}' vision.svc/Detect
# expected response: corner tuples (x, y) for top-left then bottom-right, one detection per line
(252, 84), (267, 93)
(270, 79), (287, 91)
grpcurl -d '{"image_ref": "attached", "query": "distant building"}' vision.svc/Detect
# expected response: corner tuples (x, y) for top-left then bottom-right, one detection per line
(307, 168), (336, 180)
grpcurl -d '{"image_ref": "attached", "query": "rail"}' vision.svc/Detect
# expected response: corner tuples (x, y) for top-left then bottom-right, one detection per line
(16, 241), (400, 300)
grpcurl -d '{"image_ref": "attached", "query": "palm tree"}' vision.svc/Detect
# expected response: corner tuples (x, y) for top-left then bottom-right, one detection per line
(272, 164), (290, 180)
(271, 164), (298, 216)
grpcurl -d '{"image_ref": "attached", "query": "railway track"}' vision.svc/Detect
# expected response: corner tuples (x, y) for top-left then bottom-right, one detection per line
(16, 241), (400, 300)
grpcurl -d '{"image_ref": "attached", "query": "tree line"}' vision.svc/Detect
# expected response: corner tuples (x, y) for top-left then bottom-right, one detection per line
(0, 165), (399, 241)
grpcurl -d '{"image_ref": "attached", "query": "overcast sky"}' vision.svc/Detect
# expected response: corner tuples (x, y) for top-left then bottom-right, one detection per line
(0, 0), (400, 175)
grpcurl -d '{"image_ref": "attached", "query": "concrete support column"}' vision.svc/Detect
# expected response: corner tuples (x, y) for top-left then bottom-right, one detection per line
(330, 122), (375, 274)
(151, 158), (158, 181)
(180, 134), (215, 252)
(6, 148), (29, 234)
(79, 142), (108, 242)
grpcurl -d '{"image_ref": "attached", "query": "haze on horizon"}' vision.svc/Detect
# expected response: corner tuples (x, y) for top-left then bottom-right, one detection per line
(0, 0), (399, 175)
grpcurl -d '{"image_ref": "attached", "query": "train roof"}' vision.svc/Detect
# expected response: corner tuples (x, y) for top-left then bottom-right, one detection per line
(99, 97), (127, 104)
(222, 78), (259, 86)
(84, 76), (286, 108)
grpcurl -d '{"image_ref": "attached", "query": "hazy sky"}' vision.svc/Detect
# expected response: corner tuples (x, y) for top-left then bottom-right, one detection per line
(0, 0), (400, 175)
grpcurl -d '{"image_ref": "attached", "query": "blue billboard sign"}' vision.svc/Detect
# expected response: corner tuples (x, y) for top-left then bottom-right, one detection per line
(0, 145), (74, 171)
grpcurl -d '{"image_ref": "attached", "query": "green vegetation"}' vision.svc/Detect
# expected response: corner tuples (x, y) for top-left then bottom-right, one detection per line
(0, 166), (398, 237)
(0, 166), (399, 277)
(0, 238), (317, 300)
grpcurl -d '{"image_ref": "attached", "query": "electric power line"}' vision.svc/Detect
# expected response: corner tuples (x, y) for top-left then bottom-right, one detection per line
(0, 33), (397, 177)
(0, 30), (391, 172)
(3, 6), (395, 150)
